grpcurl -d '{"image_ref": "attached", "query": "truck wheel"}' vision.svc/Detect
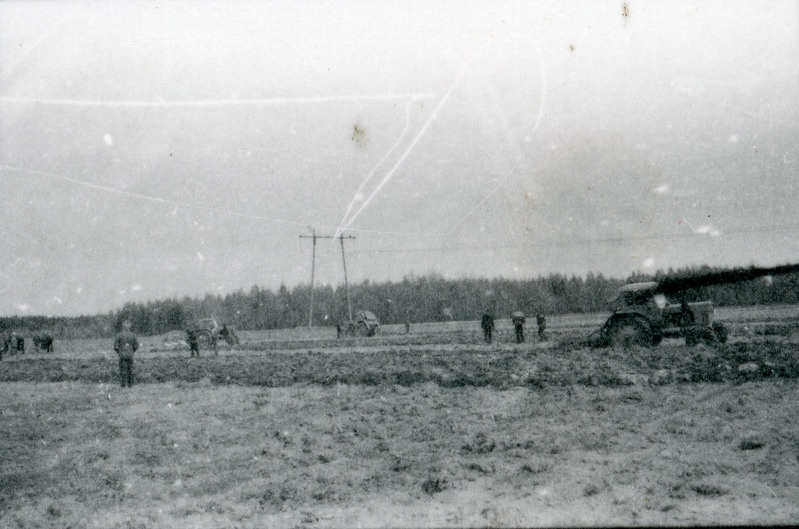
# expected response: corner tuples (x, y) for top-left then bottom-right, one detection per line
(608, 319), (652, 348)
(713, 322), (728, 344)
(357, 322), (370, 337)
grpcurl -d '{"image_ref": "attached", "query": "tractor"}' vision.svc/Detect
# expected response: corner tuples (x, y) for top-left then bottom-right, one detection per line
(593, 263), (799, 348)
(341, 310), (380, 337)
(595, 282), (726, 347)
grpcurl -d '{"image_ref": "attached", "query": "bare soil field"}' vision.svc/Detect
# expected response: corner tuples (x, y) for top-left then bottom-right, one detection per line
(1, 306), (798, 528)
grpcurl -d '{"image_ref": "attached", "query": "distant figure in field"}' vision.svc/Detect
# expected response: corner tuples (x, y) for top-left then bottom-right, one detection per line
(113, 320), (139, 388)
(218, 324), (239, 346)
(679, 298), (695, 328)
(679, 298), (697, 344)
(0, 331), (9, 360)
(11, 333), (24, 354)
(218, 324), (229, 344)
(186, 329), (200, 357)
(405, 318), (410, 335)
(536, 314), (547, 341)
(512, 311), (526, 343)
(336, 323), (342, 339)
(481, 314), (495, 344)
(33, 333), (54, 353)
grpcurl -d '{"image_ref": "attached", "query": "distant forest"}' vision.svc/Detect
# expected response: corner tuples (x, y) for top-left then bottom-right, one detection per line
(3, 265), (799, 339)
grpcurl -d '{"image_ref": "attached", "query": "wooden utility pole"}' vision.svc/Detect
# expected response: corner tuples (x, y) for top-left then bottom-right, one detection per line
(339, 234), (354, 321)
(299, 231), (356, 326)
(299, 228), (318, 330)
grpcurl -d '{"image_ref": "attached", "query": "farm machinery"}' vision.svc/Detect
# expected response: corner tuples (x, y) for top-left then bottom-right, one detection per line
(190, 317), (240, 348)
(592, 263), (799, 348)
(341, 310), (381, 337)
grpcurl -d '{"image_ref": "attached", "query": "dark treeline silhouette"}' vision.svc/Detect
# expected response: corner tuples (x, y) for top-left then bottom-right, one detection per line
(3, 265), (798, 338)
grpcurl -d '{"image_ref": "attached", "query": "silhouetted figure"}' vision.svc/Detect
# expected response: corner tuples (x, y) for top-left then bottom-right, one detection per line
(536, 314), (547, 340)
(481, 314), (495, 344)
(187, 329), (200, 357)
(679, 298), (695, 328)
(33, 334), (54, 353)
(512, 311), (526, 343)
(114, 321), (139, 388)
(0, 332), (8, 360)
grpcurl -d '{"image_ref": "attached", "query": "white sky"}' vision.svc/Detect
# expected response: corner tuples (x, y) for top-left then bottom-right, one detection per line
(1, 0), (797, 316)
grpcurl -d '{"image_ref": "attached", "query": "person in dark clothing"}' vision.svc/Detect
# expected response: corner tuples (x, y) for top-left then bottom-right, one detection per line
(0, 331), (8, 361)
(512, 312), (526, 343)
(33, 334), (54, 353)
(113, 320), (139, 388)
(187, 329), (200, 357)
(679, 299), (695, 328)
(217, 324), (239, 346)
(536, 314), (547, 341)
(481, 314), (495, 344)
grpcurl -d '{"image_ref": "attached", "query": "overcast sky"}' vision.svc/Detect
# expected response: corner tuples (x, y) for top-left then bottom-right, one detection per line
(1, 0), (797, 316)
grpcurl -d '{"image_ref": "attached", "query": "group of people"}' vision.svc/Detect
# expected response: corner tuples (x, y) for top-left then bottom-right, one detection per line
(481, 312), (547, 344)
(112, 321), (216, 388)
(1, 332), (54, 360)
(112, 313), (550, 388)
(1, 333), (24, 360)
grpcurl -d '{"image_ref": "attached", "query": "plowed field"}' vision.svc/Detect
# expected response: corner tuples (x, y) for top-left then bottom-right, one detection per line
(1, 311), (798, 528)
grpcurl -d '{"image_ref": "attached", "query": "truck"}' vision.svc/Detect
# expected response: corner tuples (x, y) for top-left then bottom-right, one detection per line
(593, 263), (799, 348)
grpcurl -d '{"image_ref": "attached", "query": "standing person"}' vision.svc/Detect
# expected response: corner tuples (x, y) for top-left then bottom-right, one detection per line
(187, 329), (200, 357)
(481, 314), (495, 344)
(12, 333), (24, 354)
(679, 298), (696, 344)
(679, 298), (695, 327)
(218, 324), (230, 344)
(114, 320), (139, 388)
(0, 331), (8, 360)
(536, 314), (547, 341)
(512, 311), (526, 343)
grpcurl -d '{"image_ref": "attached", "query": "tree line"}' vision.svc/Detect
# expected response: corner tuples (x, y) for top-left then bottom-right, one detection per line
(3, 265), (798, 338)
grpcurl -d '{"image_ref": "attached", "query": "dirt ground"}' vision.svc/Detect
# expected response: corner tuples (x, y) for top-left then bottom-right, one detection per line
(2, 376), (798, 528)
(2, 313), (799, 528)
